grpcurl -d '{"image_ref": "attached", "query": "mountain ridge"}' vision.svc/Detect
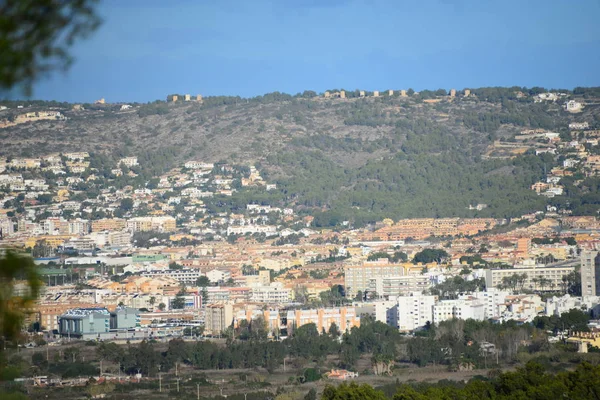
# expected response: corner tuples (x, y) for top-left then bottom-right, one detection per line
(1, 86), (599, 225)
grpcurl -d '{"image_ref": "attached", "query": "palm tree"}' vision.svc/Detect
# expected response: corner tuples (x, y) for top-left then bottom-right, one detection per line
(518, 273), (528, 292)
(561, 275), (569, 294)
(531, 278), (539, 292)
(149, 296), (156, 309)
(539, 278), (550, 291)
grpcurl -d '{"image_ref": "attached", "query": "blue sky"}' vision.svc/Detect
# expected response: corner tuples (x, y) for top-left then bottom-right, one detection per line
(31, 0), (600, 103)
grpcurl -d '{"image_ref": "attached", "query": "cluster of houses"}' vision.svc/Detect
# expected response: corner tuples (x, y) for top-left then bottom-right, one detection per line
(0, 123), (598, 349)
(20, 210), (600, 342)
(528, 122), (599, 198)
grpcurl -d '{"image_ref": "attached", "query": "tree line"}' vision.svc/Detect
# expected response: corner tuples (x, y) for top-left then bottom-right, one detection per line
(324, 361), (600, 400)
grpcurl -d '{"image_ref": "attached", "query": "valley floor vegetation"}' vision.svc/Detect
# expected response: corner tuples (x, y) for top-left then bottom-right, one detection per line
(1, 311), (598, 399)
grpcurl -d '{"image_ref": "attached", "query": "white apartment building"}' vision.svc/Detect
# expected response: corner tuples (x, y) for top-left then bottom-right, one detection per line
(565, 100), (583, 112)
(497, 294), (544, 322)
(246, 204), (281, 214)
(433, 298), (485, 324)
(241, 270), (271, 287)
(353, 300), (399, 327)
(167, 294), (202, 310)
(545, 294), (585, 317)
(119, 157), (139, 167)
(205, 304), (233, 335)
(141, 269), (204, 286)
(126, 216), (176, 233)
(226, 225), (278, 236)
(484, 262), (574, 292)
(64, 152), (89, 161)
(23, 179), (48, 190)
(344, 262), (407, 297)
(68, 219), (90, 235)
(396, 294), (437, 331)
(181, 187), (213, 198)
(206, 269), (231, 284)
(0, 218), (14, 237)
(250, 283), (291, 304)
(466, 288), (509, 319)
(0, 174), (23, 185)
(569, 122), (589, 130)
(581, 250), (600, 297)
(10, 158), (41, 169)
(184, 161), (214, 170)
(368, 275), (431, 297)
(205, 287), (232, 304)
(89, 231), (110, 248)
(63, 238), (96, 252)
(108, 231), (131, 247)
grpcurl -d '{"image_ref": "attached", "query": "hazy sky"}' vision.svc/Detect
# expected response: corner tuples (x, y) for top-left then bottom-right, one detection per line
(32, 0), (600, 103)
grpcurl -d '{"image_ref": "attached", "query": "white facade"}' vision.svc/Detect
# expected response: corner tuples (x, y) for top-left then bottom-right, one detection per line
(140, 268), (204, 285)
(64, 152), (89, 161)
(569, 122), (589, 130)
(565, 100), (583, 112)
(181, 187), (213, 198)
(353, 300), (398, 327)
(484, 264), (574, 292)
(344, 262), (407, 297)
(0, 174), (23, 184)
(108, 231), (131, 247)
(206, 269), (231, 284)
(250, 283), (291, 304)
(184, 161), (214, 170)
(581, 250), (600, 297)
(227, 225), (277, 236)
(23, 179), (48, 190)
(119, 157), (139, 167)
(433, 298), (485, 324)
(368, 275), (431, 297)
(0, 218), (14, 237)
(497, 294), (543, 322)
(396, 294), (436, 331)
(545, 295), (585, 316)
(465, 289), (509, 319)
(204, 287), (231, 304)
(68, 219), (90, 235)
(90, 230), (131, 248)
(64, 238), (96, 252)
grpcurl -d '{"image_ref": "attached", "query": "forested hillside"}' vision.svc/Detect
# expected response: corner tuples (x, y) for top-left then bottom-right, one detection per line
(2, 87), (599, 225)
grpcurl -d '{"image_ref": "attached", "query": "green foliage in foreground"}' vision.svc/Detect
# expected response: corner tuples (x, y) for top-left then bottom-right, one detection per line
(324, 362), (600, 400)
(0, 251), (41, 342)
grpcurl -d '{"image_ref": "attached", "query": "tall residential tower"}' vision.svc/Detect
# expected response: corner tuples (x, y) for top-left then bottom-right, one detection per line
(581, 250), (600, 297)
